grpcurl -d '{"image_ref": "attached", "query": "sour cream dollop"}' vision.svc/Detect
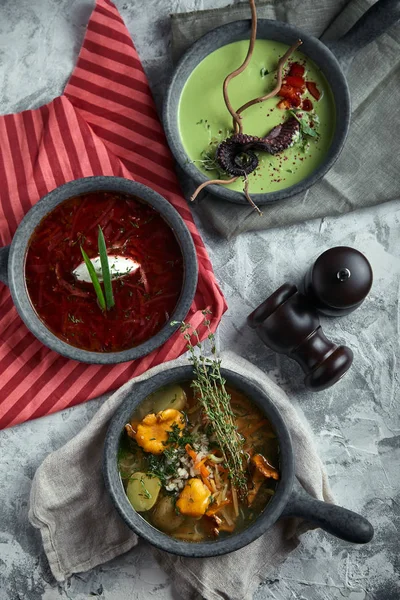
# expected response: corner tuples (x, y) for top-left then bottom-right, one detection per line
(73, 255), (140, 283)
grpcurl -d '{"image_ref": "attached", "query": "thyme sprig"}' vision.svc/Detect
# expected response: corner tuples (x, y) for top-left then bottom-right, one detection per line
(173, 311), (247, 498)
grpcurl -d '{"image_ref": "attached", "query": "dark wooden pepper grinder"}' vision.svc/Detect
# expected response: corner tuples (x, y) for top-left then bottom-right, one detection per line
(303, 246), (373, 316)
(247, 247), (373, 392)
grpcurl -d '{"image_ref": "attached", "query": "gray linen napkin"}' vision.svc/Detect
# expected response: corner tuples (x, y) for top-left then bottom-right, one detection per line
(171, 0), (400, 238)
(29, 351), (333, 600)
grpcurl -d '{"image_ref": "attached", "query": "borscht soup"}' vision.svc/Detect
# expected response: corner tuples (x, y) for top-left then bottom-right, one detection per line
(25, 192), (184, 352)
(118, 382), (280, 541)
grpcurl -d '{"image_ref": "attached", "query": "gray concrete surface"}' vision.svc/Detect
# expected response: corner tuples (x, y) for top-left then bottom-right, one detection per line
(0, 1), (399, 599)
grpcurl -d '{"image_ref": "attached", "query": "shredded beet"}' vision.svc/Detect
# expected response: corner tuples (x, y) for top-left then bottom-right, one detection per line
(25, 192), (184, 353)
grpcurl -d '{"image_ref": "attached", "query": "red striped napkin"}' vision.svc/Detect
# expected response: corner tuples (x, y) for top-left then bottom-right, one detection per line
(0, 0), (226, 430)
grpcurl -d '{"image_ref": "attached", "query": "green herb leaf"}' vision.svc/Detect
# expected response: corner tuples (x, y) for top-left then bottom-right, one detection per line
(98, 226), (115, 310)
(300, 123), (317, 137)
(289, 109), (318, 138)
(80, 246), (106, 311)
(260, 67), (269, 77)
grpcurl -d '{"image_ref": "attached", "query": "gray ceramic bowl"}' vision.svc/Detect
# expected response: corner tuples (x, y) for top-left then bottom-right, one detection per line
(163, 0), (400, 205)
(0, 177), (198, 364)
(104, 365), (373, 557)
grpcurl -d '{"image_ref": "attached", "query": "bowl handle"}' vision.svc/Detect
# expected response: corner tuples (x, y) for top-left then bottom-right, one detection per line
(281, 479), (374, 544)
(326, 0), (400, 72)
(0, 246), (10, 286)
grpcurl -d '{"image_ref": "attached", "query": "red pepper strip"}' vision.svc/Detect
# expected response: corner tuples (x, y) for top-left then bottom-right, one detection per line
(279, 84), (302, 107)
(277, 99), (291, 110)
(306, 81), (321, 101)
(284, 75), (305, 89)
(288, 63), (305, 77)
(302, 98), (313, 111)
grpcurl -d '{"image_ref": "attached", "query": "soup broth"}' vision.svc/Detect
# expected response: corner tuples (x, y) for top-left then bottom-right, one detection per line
(118, 382), (280, 542)
(178, 39), (336, 193)
(25, 192), (184, 352)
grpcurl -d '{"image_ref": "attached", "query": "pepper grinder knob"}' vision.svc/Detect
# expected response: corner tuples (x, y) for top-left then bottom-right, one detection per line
(303, 247), (373, 316)
(247, 283), (353, 391)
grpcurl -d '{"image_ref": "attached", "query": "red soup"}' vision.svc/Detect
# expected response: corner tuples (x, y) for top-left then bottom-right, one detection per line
(25, 192), (184, 352)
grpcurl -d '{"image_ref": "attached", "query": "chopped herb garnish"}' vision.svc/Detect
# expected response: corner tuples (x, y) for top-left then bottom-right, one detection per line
(165, 422), (194, 448)
(260, 67), (269, 77)
(140, 477), (152, 499)
(68, 314), (83, 324)
(147, 452), (178, 485)
(289, 109), (318, 138)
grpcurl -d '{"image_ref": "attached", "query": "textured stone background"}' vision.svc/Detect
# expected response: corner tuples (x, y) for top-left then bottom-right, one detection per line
(0, 0), (399, 599)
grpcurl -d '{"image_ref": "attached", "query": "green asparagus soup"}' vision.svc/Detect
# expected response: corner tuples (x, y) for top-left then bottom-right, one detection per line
(178, 39), (336, 193)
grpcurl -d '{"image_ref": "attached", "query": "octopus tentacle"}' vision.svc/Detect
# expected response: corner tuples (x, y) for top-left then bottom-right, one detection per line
(216, 134), (259, 177)
(215, 117), (300, 176)
(261, 117), (300, 155)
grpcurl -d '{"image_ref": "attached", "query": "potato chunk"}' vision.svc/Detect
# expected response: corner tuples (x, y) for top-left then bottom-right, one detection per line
(176, 478), (211, 518)
(150, 384), (187, 413)
(151, 495), (185, 533)
(135, 409), (185, 454)
(126, 472), (161, 512)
